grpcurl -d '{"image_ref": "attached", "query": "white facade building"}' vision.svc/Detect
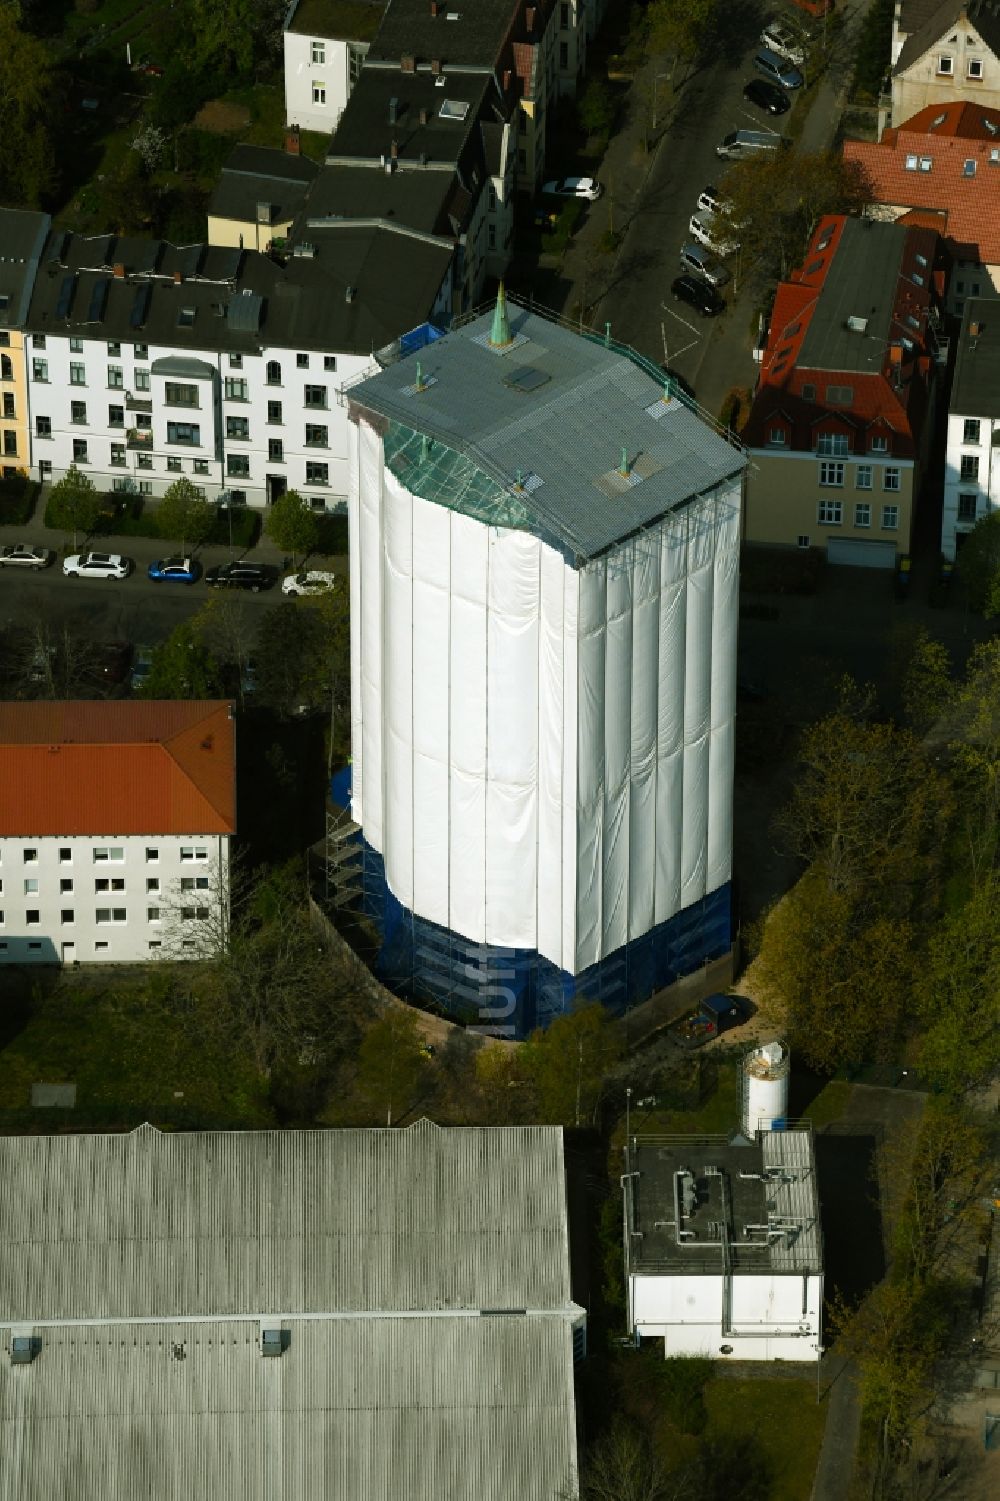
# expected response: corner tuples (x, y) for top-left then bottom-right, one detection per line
(0, 702), (235, 966)
(344, 298), (745, 1026)
(942, 298), (1000, 558)
(24, 231), (452, 510)
(624, 1129), (824, 1363)
(283, 0), (382, 134)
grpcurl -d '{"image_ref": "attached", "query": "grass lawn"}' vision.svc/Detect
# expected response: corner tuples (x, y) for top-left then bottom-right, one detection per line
(704, 1376), (825, 1501)
(0, 976), (273, 1131)
(806, 1077), (854, 1127)
(219, 84), (286, 149)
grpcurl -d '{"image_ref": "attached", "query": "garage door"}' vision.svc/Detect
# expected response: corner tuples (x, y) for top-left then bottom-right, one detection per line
(827, 538), (897, 569)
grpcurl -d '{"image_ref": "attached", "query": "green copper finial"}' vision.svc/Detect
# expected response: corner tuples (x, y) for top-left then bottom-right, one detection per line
(415, 360), (424, 391)
(489, 281), (512, 347)
(514, 468), (524, 491)
(619, 446), (629, 477)
(420, 433), (431, 462)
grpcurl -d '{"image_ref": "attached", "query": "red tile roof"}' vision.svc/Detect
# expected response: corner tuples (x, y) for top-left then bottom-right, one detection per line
(845, 109), (1000, 263)
(0, 701), (236, 837)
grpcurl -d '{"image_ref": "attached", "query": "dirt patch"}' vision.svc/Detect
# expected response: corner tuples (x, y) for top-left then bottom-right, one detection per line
(194, 100), (251, 136)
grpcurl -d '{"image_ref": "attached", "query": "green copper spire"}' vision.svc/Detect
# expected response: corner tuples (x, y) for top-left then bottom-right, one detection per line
(489, 281), (512, 347)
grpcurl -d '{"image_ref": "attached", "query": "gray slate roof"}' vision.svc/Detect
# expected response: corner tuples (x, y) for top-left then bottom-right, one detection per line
(306, 161), (457, 237)
(329, 68), (491, 167)
(950, 297), (1000, 416)
(894, 0), (1000, 74)
(349, 303), (746, 564)
(208, 145), (318, 227)
(367, 0), (517, 67)
(0, 1120), (573, 1320)
(797, 218), (909, 373)
(287, 0), (386, 40)
(0, 209), (50, 329)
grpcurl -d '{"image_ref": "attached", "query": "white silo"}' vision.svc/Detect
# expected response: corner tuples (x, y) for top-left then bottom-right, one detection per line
(742, 1041), (791, 1134)
(344, 293), (746, 1035)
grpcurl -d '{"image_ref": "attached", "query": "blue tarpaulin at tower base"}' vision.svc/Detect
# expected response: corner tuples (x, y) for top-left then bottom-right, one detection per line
(329, 773), (732, 1038)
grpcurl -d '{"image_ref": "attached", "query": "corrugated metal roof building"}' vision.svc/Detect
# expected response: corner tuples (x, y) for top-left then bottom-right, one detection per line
(0, 1120), (583, 1500)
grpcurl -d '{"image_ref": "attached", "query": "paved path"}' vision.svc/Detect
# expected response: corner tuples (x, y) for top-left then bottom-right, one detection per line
(811, 1355), (862, 1501)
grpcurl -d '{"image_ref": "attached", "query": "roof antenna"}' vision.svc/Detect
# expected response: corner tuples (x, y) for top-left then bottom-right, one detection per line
(488, 280), (513, 348)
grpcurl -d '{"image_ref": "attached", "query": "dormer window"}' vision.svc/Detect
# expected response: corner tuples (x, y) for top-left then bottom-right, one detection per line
(767, 426), (787, 446)
(937, 55), (953, 75)
(870, 435), (888, 454)
(968, 58), (984, 80)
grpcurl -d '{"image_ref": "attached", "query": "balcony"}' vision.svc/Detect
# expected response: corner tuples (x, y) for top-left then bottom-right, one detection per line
(126, 428), (153, 449)
(126, 393), (152, 412)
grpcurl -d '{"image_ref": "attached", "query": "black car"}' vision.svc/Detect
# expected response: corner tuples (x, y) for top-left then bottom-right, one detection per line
(203, 562), (277, 593)
(743, 79), (790, 115)
(670, 275), (725, 317)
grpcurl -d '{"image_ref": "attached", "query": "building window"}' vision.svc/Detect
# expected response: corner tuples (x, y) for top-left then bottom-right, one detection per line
(324, 356), (337, 372)
(311, 41), (325, 64)
(165, 382), (199, 407)
(227, 454), (250, 478)
(304, 385), (327, 409)
(268, 438), (284, 462)
(312, 83), (326, 105)
(135, 343), (148, 360)
(883, 468), (900, 492)
(963, 418), (981, 444)
(180, 846), (208, 863)
(818, 499), (843, 524)
(60, 879), (73, 894)
(107, 340), (121, 357)
(61, 910), (74, 925)
(147, 907), (161, 923)
(23, 879), (38, 895)
(137, 454), (153, 471)
(960, 454), (979, 481)
(2, 433), (16, 458)
(194, 459), (209, 475)
(881, 505), (899, 530)
(135, 369), (151, 392)
(146, 877), (160, 892)
(767, 427), (787, 446)
(229, 354), (242, 370)
(60, 850), (73, 866)
(870, 435), (888, 453)
(968, 58), (984, 79)
(95, 941), (109, 953)
(267, 400), (282, 423)
(73, 439), (88, 463)
(304, 423), (328, 447)
(35, 416), (51, 439)
(146, 847), (158, 862)
(297, 353), (309, 369)
(559, 40), (569, 67)
(149, 941), (162, 952)
(23, 849), (37, 863)
(855, 503), (871, 528)
(306, 461), (329, 486)
(816, 433), (849, 457)
(109, 404), (124, 427)
(33, 334), (45, 349)
(825, 384), (854, 405)
(956, 492), (977, 522)
(937, 55), (953, 74)
(225, 378), (249, 401)
(69, 337), (83, 353)
(108, 365), (124, 388)
(226, 416), (249, 440)
(93, 847), (124, 863)
(855, 464), (872, 490)
(32, 359), (47, 382)
(181, 876), (210, 891)
(70, 400), (87, 424)
(167, 456), (182, 472)
(181, 907), (210, 921)
(95, 908), (127, 925)
(26, 910), (39, 926)
(963, 158), (977, 176)
(819, 462), (845, 488)
(167, 422), (200, 445)
(560, 1), (570, 26)
(108, 444), (125, 467)
(69, 363), (86, 386)
(2, 390), (13, 416)
(266, 361), (281, 385)
(95, 877), (125, 893)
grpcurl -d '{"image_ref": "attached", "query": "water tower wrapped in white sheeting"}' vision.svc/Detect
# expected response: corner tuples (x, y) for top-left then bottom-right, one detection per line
(742, 1041), (791, 1134)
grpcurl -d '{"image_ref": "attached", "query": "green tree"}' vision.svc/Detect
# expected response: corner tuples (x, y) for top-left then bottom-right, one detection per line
(0, 2), (57, 206)
(900, 628), (954, 735)
(892, 1100), (983, 1282)
(46, 465), (101, 548)
(353, 1008), (430, 1126)
(141, 618), (224, 699)
(156, 476), (214, 554)
(253, 587), (349, 741)
(647, 0), (719, 73)
(719, 153), (873, 278)
(916, 878), (1000, 1093)
(522, 1003), (622, 1126)
(184, 0), (286, 76)
(577, 78), (617, 138)
(956, 509), (1000, 618)
(264, 489), (319, 567)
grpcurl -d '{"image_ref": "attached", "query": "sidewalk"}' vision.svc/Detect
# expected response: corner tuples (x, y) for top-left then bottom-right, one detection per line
(810, 1356), (862, 1501)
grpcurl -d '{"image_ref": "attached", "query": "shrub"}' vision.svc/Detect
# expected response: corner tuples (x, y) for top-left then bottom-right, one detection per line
(0, 475), (38, 525)
(653, 1355), (715, 1435)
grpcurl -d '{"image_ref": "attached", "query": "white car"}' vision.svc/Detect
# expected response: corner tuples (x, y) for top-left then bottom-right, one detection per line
(62, 551), (132, 580)
(541, 176), (603, 201)
(282, 570), (337, 597)
(0, 544), (54, 569)
(760, 23), (806, 67)
(688, 212), (739, 257)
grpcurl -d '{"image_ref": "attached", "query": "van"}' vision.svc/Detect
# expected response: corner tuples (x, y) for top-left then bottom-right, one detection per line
(679, 243), (731, 288)
(753, 46), (804, 88)
(715, 129), (786, 160)
(688, 211), (738, 256)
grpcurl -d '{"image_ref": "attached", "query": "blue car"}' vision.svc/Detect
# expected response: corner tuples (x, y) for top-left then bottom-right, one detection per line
(147, 555), (200, 584)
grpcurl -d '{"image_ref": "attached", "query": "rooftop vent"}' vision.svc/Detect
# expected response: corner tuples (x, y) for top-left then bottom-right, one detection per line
(388, 96), (399, 125)
(504, 364), (550, 392)
(10, 1336), (39, 1366)
(256, 201), (273, 224)
(292, 242), (315, 258)
(261, 1328), (289, 1358)
(846, 315), (868, 333)
(970, 319), (985, 336)
(345, 286), (356, 303)
(439, 98), (470, 121)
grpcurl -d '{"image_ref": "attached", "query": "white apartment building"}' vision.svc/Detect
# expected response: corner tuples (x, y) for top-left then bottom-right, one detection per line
(942, 298), (1000, 557)
(555, 0), (587, 96)
(0, 701), (236, 966)
(283, 0), (384, 134)
(24, 230), (452, 510)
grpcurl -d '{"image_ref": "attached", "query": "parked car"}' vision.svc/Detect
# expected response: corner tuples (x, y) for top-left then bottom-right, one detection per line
(281, 570), (337, 597)
(130, 645), (154, 693)
(688, 212), (739, 257)
(62, 552), (132, 580)
(696, 185), (731, 216)
(754, 46), (804, 89)
(670, 275), (726, 317)
(540, 176), (603, 200)
(679, 243), (731, 288)
(743, 79), (791, 115)
(204, 561), (277, 592)
(147, 556), (201, 584)
(760, 23), (806, 66)
(0, 544), (54, 570)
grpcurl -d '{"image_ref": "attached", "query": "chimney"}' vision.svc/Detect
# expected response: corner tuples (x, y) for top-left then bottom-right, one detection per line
(172, 270), (182, 285)
(431, 56), (441, 74)
(284, 126), (301, 155)
(419, 106), (428, 125)
(503, 68), (512, 91)
(430, 0), (439, 13)
(345, 286), (356, 303)
(112, 262), (125, 279)
(388, 95), (398, 125)
(401, 53), (415, 72)
(390, 138), (398, 160)
(526, 6), (536, 30)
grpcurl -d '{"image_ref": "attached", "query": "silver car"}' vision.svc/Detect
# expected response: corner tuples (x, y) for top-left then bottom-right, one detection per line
(281, 570), (337, 597)
(0, 544), (54, 569)
(62, 551), (132, 580)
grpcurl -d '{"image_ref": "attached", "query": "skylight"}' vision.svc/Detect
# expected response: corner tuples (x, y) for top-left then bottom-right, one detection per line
(984, 117), (999, 136)
(963, 159), (977, 176)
